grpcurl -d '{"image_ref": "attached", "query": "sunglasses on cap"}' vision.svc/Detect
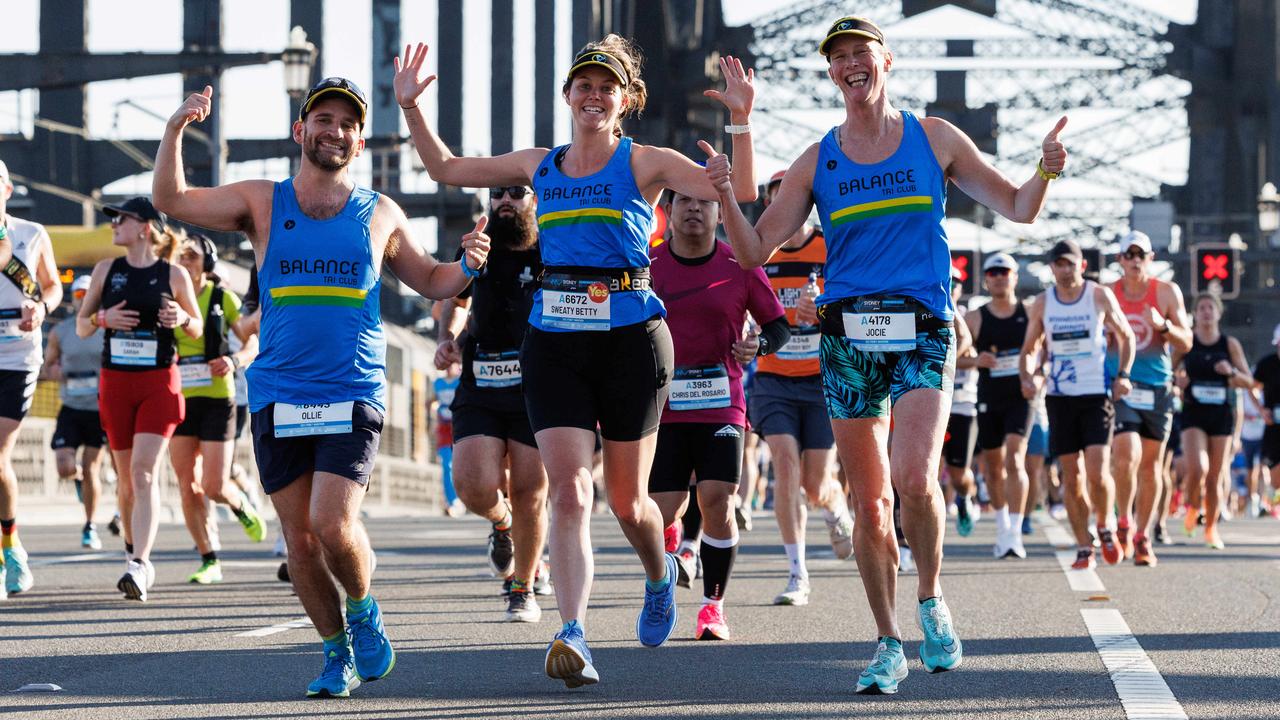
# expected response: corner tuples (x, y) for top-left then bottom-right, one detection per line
(300, 77), (369, 124)
(984, 267), (1011, 277)
(490, 187), (529, 199)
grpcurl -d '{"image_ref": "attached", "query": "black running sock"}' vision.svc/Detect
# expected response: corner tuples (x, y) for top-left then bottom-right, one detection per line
(956, 495), (970, 520)
(83, 522), (93, 532)
(683, 487), (703, 541)
(231, 504), (248, 521)
(125, 542), (134, 556)
(202, 551), (218, 563)
(700, 535), (738, 600)
(0, 518), (14, 535)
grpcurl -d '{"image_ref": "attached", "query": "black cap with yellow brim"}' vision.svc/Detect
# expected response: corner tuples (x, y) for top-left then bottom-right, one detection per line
(566, 50), (630, 87)
(819, 16), (886, 56)
(299, 77), (368, 125)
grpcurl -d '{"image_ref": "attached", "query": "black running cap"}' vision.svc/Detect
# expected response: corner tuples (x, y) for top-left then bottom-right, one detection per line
(299, 77), (368, 125)
(820, 16), (886, 56)
(567, 50), (630, 87)
(1049, 239), (1083, 262)
(103, 196), (167, 226)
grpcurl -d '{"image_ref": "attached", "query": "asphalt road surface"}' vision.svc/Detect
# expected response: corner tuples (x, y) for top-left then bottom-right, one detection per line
(3, 505), (1278, 719)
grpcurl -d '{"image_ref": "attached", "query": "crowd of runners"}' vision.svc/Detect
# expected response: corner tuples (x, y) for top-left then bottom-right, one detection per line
(1, 14), (1278, 700)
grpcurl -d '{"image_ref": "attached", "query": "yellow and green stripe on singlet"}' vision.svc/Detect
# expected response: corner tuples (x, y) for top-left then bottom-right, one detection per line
(538, 207), (623, 230)
(270, 285), (368, 308)
(829, 196), (933, 227)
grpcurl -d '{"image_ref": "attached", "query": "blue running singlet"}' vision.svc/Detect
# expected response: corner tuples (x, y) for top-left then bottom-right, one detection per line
(812, 111), (953, 320)
(529, 137), (665, 331)
(247, 179), (386, 412)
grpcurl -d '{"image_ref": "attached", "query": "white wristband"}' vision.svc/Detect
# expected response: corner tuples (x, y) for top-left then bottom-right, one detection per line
(724, 124), (751, 135)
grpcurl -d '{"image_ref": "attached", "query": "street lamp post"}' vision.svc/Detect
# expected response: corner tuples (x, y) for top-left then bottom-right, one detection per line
(281, 27), (317, 176)
(1257, 181), (1280, 248)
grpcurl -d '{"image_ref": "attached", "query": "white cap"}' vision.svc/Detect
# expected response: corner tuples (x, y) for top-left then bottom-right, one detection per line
(0, 160), (9, 186)
(1119, 230), (1152, 255)
(982, 252), (1017, 272)
(71, 275), (92, 293)
(1272, 322), (1280, 346)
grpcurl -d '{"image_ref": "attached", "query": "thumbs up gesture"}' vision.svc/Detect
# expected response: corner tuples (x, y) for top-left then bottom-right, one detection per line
(1041, 115), (1068, 175)
(169, 85), (213, 130)
(697, 140), (733, 197)
(461, 215), (490, 272)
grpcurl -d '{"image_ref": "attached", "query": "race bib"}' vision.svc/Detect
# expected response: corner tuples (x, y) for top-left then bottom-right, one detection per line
(1125, 386), (1156, 411)
(842, 299), (916, 352)
(669, 365), (732, 411)
(777, 326), (820, 361)
(178, 356), (212, 388)
(63, 373), (98, 396)
(0, 308), (22, 342)
(1190, 384), (1227, 405)
(473, 350), (521, 389)
(991, 349), (1021, 378)
(273, 401), (354, 438)
(542, 277), (611, 331)
(109, 331), (158, 366)
(1050, 330), (1094, 358)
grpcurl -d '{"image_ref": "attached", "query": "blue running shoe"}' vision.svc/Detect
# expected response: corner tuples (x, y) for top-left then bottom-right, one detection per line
(1021, 516), (1033, 536)
(3, 546), (33, 595)
(306, 642), (360, 698)
(855, 637), (908, 694)
(347, 597), (395, 681)
(545, 624), (599, 688)
(917, 597), (963, 672)
(636, 553), (678, 647)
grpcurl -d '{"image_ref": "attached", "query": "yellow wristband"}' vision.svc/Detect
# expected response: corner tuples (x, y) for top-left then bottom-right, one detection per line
(1037, 158), (1060, 181)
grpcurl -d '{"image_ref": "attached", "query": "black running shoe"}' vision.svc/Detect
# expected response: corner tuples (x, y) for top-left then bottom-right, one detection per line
(277, 561), (291, 583)
(488, 526), (515, 577)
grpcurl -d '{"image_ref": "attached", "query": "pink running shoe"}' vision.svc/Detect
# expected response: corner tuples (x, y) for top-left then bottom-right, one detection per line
(663, 520), (681, 554)
(696, 603), (730, 641)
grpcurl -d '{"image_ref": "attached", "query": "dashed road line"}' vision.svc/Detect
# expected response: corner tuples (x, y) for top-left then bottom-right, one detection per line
(234, 617), (313, 638)
(1042, 517), (1104, 592)
(1081, 609), (1187, 720)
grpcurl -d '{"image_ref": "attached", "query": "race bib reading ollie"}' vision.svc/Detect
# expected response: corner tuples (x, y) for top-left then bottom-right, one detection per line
(669, 364), (731, 411)
(473, 350), (522, 389)
(842, 298), (916, 352)
(273, 401), (355, 438)
(109, 331), (158, 366)
(542, 276), (611, 331)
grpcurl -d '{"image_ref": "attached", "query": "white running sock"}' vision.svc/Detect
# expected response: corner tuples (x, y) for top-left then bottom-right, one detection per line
(784, 542), (808, 579)
(1009, 512), (1024, 532)
(702, 596), (723, 607)
(995, 506), (1010, 534)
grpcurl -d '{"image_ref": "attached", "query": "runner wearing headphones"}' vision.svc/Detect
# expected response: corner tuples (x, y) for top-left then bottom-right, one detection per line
(395, 36), (757, 687)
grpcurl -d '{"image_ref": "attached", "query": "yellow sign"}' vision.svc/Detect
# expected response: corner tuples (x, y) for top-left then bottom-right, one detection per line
(47, 224), (124, 269)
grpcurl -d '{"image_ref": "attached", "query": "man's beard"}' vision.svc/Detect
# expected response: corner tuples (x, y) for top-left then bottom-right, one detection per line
(303, 135), (356, 171)
(488, 206), (537, 251)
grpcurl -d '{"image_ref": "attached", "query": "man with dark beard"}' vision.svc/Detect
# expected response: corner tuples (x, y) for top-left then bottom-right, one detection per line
(152, 78), (489, 698)
(434, 186), (549, 622)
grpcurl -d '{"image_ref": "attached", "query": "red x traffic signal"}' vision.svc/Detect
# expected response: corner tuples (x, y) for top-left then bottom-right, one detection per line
(1191, 244), (1239, 299)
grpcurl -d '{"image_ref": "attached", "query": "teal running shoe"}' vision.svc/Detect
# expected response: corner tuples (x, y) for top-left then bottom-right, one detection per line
(347, 597), (395, 681)
(636, 553), (678, 647)
(82, 526), (103, 550)
(956, 513), (974, 537)
(855, 637), (908, 694)
(3, 545), (33, 595)
(917, 597), (963, 672)
(544, 623), (599, 688)
(306, 642), (360, 698)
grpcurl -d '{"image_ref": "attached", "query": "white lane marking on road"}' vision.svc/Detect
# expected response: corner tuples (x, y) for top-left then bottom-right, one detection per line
(30, 552), (115, 567)
(235, 617), (313, 638)
(1044, 523), (1076, 549)
(1081, 609), (1188, 720)
(1055, 550), (1106, 591)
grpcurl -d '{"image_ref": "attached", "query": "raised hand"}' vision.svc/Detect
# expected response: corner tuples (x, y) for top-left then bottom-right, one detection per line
(169, 85), (212, 130)
(697, 140), (733, 196)
(1041, 115), (1068, 175)
(461, 215), (490, 272)
(393, 43), (437, 110)
(703, 55), (755, 120)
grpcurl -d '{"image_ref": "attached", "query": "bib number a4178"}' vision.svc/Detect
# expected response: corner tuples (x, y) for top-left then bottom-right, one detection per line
(842, 311), (916, 352)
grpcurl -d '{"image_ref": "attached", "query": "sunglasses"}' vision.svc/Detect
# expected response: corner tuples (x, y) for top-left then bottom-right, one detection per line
(110, 214), (141, 226)
(490, 186), (529, 199)
(1121, 250), (1148, 260)
(984, 268), (1011, 277)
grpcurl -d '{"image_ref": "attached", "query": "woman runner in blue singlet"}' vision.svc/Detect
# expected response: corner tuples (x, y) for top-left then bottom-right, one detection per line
(705, 16), (1069, 695)
(395, 35), (757, 687)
